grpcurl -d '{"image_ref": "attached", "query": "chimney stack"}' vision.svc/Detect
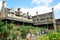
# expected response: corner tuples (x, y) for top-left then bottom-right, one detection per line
(52, 8), (54, 12)
(2, 0), (5, 7)
(27, 12), (29, 19)
(52, 8), (57, 31)
(17, 8), (21, 16)
(17, 8), (21, 12)
(36, 11), (38, 15)
(27, 12), (29, 15)
(2, 1), (5, 12)
(1, 0), (6, 18)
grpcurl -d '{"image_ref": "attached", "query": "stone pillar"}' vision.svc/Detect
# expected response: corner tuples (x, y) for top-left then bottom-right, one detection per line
(23, 22), (24, 26)
(1, 1), (5, 18)
(36, 11), (39, 22)
(6, 20), (7, 25)
(52, 8), (57, 31)
(17, 8), (21, 16)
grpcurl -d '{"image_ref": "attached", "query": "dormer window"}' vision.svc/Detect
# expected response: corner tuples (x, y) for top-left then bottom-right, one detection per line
(11, 12), (14, 14)
(15, 13), (20, 16)
(8, 12), (10, 14)
(11, 12), (14, 17)
(15, 12), (20, 17)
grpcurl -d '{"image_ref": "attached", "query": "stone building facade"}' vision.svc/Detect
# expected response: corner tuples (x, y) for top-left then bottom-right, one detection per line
(0, 1), (60, 30)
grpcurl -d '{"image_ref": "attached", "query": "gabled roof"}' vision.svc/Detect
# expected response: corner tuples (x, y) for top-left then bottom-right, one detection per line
(5, 8), (11, 12)
(32, 12), (53, 17)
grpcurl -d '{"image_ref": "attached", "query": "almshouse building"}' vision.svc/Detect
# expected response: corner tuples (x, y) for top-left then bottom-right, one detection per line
(0, 1), (60, 31)
(0, 1), (33, 26)
(32, 9), (56, 30)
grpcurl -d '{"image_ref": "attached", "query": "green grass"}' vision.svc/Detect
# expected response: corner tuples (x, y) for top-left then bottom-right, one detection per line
(34, 36), (40, 40)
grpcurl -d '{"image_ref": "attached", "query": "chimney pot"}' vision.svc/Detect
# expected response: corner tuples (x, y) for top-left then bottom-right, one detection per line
(52, 8), (54, 12)
(36, 11), (38, 15)
(27, 12), (29, 19)
(27, 12), (29, 15)
(17, 8), (21, 12)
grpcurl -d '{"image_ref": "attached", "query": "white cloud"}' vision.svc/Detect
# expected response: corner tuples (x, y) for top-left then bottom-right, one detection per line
(31, 0), (52, 6)
(53, 3), (60, 19)
(0, 1), (2, 10)
(21, 6), (52, 16)
(54, 3), (60, 11)
(28, 0), (53, 16)
(0, 1), (6, 11)
(20, 2), (60, 19)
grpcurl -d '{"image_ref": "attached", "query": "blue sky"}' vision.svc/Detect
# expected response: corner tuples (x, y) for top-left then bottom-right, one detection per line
(6, 0), (34, 8)
(0, 0), (60, 19)
(6, 0), (60, 8)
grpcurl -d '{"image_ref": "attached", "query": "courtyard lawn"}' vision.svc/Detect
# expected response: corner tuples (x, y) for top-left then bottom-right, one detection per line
(34, 31), (60, 40)
(34, 34), (49, 40)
